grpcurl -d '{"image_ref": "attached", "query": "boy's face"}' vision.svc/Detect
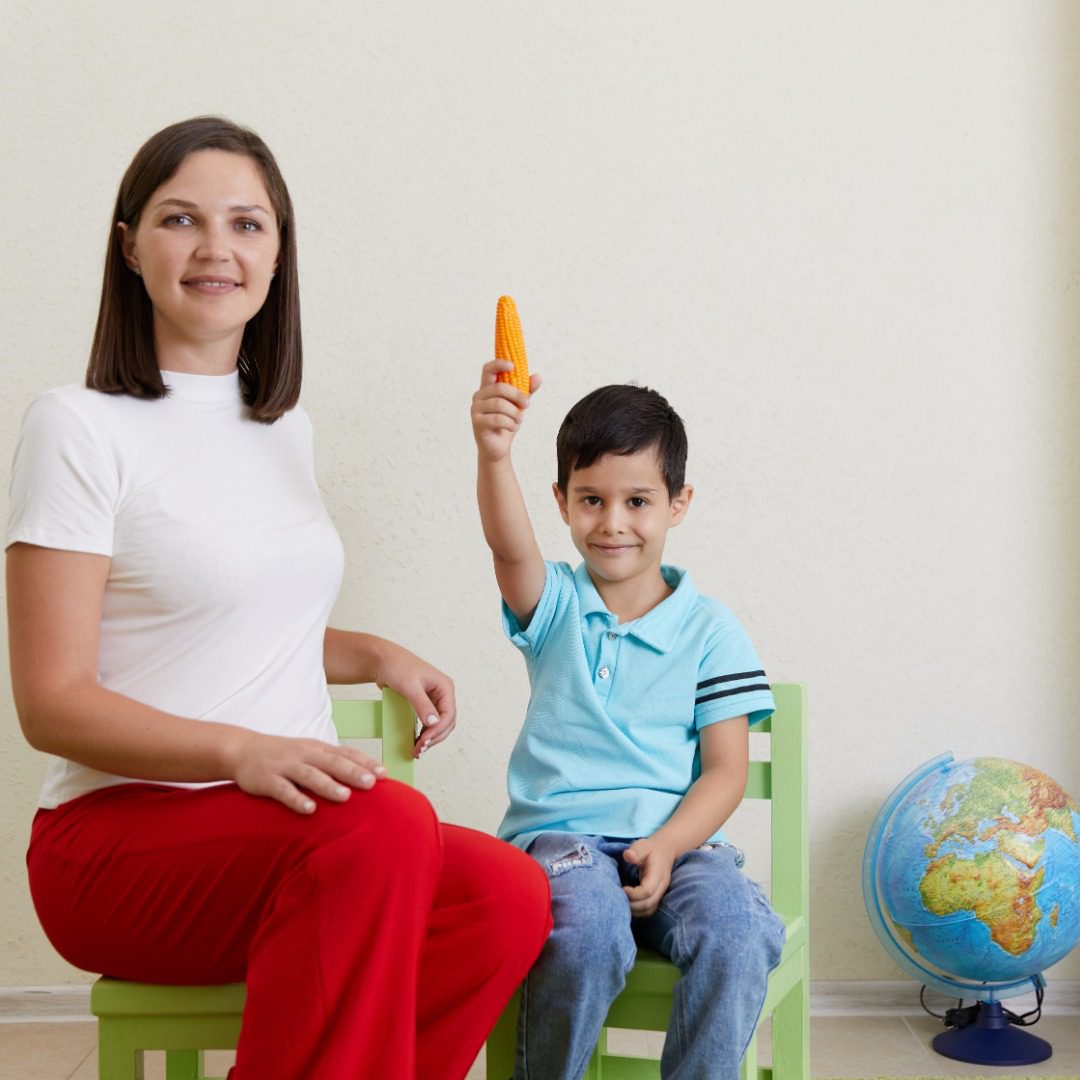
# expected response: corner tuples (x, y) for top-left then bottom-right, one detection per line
(553, 448), (692, 597)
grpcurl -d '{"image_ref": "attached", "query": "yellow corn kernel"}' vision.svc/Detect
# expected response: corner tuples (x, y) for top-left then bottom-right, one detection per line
(494, 295), (530, 395)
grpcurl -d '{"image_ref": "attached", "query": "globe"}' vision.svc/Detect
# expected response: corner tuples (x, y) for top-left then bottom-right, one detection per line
(863, 754), (1080, 1003)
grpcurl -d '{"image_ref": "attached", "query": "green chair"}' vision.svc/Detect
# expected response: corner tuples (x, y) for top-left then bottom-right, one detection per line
(90, 689), (416, 1080)
(486, 682), (809, 1080)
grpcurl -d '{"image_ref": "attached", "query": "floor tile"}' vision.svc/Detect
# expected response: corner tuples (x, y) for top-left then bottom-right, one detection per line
(0, 1022), (94, 1080)
(809, 1015), (935, 1078)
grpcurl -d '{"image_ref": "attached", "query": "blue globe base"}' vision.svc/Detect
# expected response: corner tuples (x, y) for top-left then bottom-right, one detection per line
(932, 1002), (1052, 1066)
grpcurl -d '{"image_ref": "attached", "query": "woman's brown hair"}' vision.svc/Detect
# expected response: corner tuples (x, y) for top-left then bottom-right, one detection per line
(87, 116), (301, 423)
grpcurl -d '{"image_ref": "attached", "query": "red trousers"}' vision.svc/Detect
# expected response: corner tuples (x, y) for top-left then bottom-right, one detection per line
(28, 780), (551, 1079)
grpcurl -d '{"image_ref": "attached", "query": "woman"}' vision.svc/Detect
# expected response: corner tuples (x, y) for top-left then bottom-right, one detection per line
(6, 116), (550, 1079)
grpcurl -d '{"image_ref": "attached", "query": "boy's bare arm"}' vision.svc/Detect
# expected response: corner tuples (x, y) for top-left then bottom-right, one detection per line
(623, 716), (749, 916)
(471, 359), (547, 625)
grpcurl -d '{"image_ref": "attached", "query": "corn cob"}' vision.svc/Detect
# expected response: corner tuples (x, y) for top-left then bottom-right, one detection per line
(494, 295), (530, 395)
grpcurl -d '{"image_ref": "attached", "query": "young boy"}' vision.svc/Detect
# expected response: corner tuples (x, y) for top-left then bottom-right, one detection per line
(471, 360), (786, 1080)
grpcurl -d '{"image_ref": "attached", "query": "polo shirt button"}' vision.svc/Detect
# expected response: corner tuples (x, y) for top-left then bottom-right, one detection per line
(597, 666), (610, 679)
(607, 631), (617, 640)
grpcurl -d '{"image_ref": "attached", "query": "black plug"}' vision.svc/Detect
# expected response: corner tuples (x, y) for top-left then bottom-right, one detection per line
(943, 1003), (979, 1029)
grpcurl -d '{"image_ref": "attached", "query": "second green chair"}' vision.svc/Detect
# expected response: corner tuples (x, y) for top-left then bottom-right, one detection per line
(485, 682), (810, 1080)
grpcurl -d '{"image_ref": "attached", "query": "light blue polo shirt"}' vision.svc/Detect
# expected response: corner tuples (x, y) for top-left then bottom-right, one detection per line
(498, 560), (774, 851)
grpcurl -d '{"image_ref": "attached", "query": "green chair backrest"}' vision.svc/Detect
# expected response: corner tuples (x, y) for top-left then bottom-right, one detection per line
(751, 682), (809, 927)
(331, 692), (416, 783)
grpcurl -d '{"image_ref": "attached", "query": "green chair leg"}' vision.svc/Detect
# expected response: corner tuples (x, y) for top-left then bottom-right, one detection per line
(97, 1025), (145, 1080)
(771, 962), (811, 1080)
(165, 1049), (207, 1079)
(487, 987), (518, 1079)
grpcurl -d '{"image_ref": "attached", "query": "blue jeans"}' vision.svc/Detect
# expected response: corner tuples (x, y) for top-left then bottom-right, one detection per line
(516, 834), (786, 1080)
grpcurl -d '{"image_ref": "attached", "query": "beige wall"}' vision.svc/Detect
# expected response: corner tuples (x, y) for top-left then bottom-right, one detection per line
(2, 2), (1079, 989)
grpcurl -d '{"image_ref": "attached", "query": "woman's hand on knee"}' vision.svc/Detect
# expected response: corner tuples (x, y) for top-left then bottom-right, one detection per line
(225, 732), (386, 814)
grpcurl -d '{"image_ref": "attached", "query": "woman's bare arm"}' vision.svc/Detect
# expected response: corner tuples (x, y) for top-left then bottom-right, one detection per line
(7, 542), (384, 813)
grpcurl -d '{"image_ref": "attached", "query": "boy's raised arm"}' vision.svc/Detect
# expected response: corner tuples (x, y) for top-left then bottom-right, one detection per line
(471, 359), (547, 626)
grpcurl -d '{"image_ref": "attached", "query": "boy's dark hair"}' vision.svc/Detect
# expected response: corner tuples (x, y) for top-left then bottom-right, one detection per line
(555, 384), (687, 497)
(86, 115), (301, 424)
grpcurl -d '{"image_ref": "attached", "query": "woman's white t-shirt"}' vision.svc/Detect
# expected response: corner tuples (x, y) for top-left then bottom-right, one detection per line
(5, 370), (345, 808)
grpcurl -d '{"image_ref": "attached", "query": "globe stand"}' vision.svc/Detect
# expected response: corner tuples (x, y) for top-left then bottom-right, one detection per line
(933, 1001), (1051, 1066)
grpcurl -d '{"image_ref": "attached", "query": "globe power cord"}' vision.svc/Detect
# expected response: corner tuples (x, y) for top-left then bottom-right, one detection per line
(920, 982), (1045, 1033)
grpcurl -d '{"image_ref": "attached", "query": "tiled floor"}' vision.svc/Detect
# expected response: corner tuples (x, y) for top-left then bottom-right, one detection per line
(2, 1014), (1079, 1079)
(800, 1014), (1080, 1077)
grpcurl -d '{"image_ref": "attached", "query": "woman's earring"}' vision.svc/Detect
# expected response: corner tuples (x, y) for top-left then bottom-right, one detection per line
(132, 267), (142, 277)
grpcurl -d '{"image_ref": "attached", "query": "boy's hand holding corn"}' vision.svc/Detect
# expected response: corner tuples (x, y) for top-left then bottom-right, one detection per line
(471, 296), (541, 460)
(470, 359), (541, 461)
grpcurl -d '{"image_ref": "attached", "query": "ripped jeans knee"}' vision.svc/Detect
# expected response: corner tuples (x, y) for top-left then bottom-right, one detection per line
(544, 842), (594, 877)
(524, 834), (637, 955)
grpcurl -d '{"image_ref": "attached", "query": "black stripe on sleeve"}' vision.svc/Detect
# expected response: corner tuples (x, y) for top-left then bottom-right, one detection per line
(695, 683), (771, 706)
(696, 670), (766, 691)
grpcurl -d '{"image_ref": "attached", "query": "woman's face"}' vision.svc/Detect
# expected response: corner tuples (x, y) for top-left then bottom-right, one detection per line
(119, 149), (280, 365)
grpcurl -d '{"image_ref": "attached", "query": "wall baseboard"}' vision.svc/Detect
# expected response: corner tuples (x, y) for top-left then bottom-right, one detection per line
(2, 980), (1078, 1022)
(810, 979), (1080, 1017)
(0, 985), (91, 1022)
